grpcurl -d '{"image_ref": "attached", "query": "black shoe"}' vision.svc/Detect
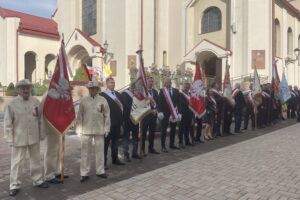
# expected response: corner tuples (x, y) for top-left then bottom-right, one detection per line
(105, 166), (109, 170)
(179, 143), (185, 149)
(9, 189), (19, 197)
(161, 147), (168, 153)
(97, 173), (108, 179)
(124, 154), (131, 162)
(46, 178), (63, 184)
(112, 160), (125, 165)
(36, 182), (49, 188)
(185, 142), (193, 146)
(170, 145), (180, 150)
(149, 149), (160, 154)
(80, 176), (89, 183)
(132, 154), (142, 159)
(55, 174), (69, 179)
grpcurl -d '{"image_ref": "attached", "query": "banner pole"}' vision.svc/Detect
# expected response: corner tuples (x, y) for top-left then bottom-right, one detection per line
(60, 135), (65, 182)
(139, 122), (144, 161)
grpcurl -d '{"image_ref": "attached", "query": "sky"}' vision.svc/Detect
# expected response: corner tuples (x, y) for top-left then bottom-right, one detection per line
(0, 0), (57, 18)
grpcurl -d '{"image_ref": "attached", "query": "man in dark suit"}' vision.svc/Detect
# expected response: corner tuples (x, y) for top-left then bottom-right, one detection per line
(178, 82), (193, 147)
(210, 82), (223, 137)
(287, 85), (296, 119)
(141, 77), (160, 155)
(121, 83), (141, 161)
(232, 83), (246, 133)
(158, 78), (180, 152)
(100, 78), (125, 166)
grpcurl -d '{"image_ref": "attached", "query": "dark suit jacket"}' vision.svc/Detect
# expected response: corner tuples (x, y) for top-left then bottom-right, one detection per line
(158, 87), (179, 117)
(178, 91), (193, 118)
(120, 91), (133, 126)
(233, 89), (246, 110)
(148, 88), (159, 110)
(100, 91), (123, 127)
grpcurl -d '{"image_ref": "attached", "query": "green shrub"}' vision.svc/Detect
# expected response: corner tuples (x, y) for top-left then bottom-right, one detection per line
(73, 67), (88, 81)
(5, 82), (17, 96)
(32, 83), (47, 96)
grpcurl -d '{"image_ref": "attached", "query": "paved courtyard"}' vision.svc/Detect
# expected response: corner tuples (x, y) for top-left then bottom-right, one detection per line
(0, 112), (298, 200)
(69, 123), (300, 200)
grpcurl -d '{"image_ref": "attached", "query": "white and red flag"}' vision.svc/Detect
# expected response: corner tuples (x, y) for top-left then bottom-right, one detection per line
(272, 60), (280, 98)
(130, 49), (151, 124)
(223, 64), (235, 107)
(189, 62), (206, 118)
(44, 40), (75, 134)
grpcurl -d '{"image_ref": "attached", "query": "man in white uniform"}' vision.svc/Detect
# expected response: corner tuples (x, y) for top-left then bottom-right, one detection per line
(4, 79), (49, 197)
(76, 81), (111, 182)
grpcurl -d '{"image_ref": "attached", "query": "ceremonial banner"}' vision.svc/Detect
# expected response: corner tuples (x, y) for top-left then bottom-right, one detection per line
(253, 68), (262, 96)
(223, 64), (235, 107)
(81, 64), (92, 81)
(189, 62), (206, 118)
(279, 72), (291, 103)
(272, 61), (280, 98)
(130, 49), (151, 125)
(103, 64), (112, 78)
(44, 40), (75, 134)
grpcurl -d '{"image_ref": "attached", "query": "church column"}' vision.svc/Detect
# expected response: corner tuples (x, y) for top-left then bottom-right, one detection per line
(36, 55), (45, 84)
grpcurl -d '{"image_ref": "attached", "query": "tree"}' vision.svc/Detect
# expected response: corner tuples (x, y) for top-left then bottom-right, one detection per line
(73, 67), (87, 82)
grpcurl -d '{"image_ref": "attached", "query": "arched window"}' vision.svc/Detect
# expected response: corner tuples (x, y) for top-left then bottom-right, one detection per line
(201, 7), (222, 34)
(82, 0), (97, 36)
(298, 35), (300, 65)
(287, 27), (293, 56)
(275, 19), (281, 57)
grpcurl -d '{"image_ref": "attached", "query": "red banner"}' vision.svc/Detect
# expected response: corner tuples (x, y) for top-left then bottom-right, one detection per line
(43, 40), (75, 135)
(189, 62), (206, 118)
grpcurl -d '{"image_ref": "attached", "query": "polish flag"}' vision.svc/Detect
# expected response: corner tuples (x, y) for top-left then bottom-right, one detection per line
(189, 62), (206, 118)
(43, 40), (75, 134)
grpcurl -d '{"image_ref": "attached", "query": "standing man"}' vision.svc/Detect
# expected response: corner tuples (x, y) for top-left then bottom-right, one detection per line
(100, 78), (125, 166)
(4, 79), (48, 197)
(210, 82), (223, 137)
(287, 85), (296, 119)
(121, 83), (141, 161)
(232, 83), (246, 133)
(141, 77), (160, 155)
(76, 81), (110, 182)
(244, 84), (256, 131)
(158, 78), (181, 152)
(178, 82), (193, 147)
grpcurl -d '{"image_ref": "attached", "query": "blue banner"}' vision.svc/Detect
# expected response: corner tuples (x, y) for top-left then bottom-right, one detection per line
(279, 73), (291, 103)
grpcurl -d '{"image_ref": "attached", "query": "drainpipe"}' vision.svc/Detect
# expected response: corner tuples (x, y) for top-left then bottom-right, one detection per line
(16, 27), (19, 82)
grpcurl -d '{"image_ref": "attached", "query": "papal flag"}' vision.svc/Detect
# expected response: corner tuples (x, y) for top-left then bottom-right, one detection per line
(130, 49), (151, 125)
(43, 40), (75, 134)
(103, 64), (112, 79)
(222, 64), (235, 107)
(189, 61), (206, 118)
(279, 72), (291, 103)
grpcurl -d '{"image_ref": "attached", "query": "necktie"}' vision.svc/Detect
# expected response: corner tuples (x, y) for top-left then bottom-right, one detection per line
(112, 91), (115, 96)
(168, 88), (172, 96)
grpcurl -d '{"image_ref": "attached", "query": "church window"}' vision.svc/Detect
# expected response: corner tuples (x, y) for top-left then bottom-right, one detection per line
(201, 7), (222, 34)
(82, 0), (97, 36)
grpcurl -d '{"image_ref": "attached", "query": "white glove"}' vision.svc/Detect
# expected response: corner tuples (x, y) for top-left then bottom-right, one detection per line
(6, 142), (13, 147)
(158, 112), (164, 120)
(178, 114), (182, 121)
(104, 132), (109, 137)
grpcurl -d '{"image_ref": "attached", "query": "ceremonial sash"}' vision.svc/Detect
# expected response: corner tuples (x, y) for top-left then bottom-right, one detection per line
(291, 91), (298, 97)
(162, 87), (179, 121)
(208, 96), (217, 108)
(104, 89), (123, 112)
(211, 88), (222, 97)
(148, 90), (157, 108)
(179, 91), (190, 102)
(124, 89), (133, 98)
(261, 91), (271, 98)
(232, 88), (240, 98)
(247, 92), (255, 108)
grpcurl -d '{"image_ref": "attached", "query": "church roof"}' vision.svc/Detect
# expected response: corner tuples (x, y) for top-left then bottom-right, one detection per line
(0, 7), (60, 39)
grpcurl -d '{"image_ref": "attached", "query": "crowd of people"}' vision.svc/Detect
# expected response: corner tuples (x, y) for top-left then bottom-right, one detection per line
(3, 76), (299, 197)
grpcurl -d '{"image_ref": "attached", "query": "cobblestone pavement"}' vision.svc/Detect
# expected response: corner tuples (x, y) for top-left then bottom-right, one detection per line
(69, 123), (300, 200)
(0, 115), (297, 200)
